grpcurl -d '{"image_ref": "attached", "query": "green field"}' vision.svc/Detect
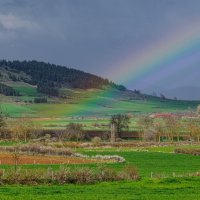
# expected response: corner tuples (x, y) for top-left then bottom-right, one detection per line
(1, 148), (200, 177)
(0, 143), (200, 199)
(1, 84), (199, 118)
(1, 177), (200, 200)
(0, 148), (200, 199)
(78, 149), (200, 177)
(2, 98), (198, 117)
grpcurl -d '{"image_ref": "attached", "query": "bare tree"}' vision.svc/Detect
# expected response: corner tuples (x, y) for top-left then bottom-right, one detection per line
(164, 117), (180, 141)
(186, 119), (200, 142)
(66, 123), (84, 142)
(0, 111), (5, 129)
(12, 145), (21, 172)
(0, 106), (7, 139)
(153, 120), (165, 142)
(143, 127), (157, 141)
(137, 116), (153, 140)
(10, 118), (34, 142)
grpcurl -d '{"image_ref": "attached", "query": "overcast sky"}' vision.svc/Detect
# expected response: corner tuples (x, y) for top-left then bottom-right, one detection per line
(0, 0), (200, 95)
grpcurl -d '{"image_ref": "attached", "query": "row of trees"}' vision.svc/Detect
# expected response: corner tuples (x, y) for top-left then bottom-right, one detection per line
(137, 116), (200, 142)
(109, 110), (200, 143)
(0, 115), (85, 142)
(0, 83), (20, 96)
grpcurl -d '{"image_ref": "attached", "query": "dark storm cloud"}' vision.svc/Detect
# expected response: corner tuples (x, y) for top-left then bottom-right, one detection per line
(0, 0), (200, 94)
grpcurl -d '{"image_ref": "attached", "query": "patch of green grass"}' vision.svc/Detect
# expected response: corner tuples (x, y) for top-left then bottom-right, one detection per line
(146, 145), (200, 153)
(13, 85), (38, 96)
(0, 141), (18, 146)
(77, 150), (200, 177)
(1, 103), (35, 117)
(1, 177), (200, 200)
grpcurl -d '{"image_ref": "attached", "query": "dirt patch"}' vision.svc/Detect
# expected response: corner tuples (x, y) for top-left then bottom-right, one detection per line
(0, 153), (99, 165)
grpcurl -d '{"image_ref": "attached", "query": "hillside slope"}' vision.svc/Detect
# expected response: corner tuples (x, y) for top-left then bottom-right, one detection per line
(0, 60), (125, 96)
(0, 60), (199, 118)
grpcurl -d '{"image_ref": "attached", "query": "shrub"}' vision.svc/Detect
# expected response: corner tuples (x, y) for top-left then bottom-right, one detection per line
(92, 137), (102, 146)
(97, 166), (119, 181)
(0, 165), (139, 185)
(66, 123), (85, 142)
(123, 165), (139, 180)
(143, 128), (156, 141)
(34, 97), (47, 103)
(72, 168), (95, 184)
(0, 144), (73, 156)
(175, 148), (200, 156)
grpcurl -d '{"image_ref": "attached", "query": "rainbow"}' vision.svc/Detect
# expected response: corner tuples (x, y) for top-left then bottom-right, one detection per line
(107, 20), (200, 90)
(69, 20), (200, 116)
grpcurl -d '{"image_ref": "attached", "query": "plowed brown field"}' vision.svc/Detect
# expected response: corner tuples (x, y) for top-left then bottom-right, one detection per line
(0, 153), (99, 165)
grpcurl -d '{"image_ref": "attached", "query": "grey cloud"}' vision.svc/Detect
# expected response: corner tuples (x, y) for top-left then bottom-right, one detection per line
(0, 13), (39, 31)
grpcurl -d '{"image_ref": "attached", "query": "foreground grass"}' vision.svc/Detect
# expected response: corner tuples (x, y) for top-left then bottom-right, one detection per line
(0, 146), (199, 199)
(1, 177), (200, 200)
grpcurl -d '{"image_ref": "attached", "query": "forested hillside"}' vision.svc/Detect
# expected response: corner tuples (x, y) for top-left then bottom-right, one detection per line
(0, 60), (125, 96)
(0, 82), (20, 96)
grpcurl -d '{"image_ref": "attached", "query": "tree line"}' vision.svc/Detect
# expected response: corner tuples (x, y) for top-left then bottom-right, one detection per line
(0, 83), (20, 96)
(0, 60), (126, 97)
(0, 105), (200, 143)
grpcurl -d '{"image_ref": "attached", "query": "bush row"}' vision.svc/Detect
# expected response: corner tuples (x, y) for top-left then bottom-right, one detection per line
(0, 165), (139, 185)
(175, 148), (200, 156)
(0, 144), (73, 156)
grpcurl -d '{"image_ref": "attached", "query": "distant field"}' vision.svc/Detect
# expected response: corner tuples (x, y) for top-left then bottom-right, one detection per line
(1, 98), (199, 118)
(1, 97), (199, 130)
(1, 83), (200, 131)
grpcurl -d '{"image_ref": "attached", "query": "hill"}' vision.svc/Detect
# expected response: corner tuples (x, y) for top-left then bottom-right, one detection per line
(0, 60), (125, 96)
(0, 60), (199, 119)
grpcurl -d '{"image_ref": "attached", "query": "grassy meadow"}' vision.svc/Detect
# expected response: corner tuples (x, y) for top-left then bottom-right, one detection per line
(2, 98), (198, 118)
(1, 148), (200, 177)
(1, 95), (200, 130)
(1, 83), (199, 119)
(1, 177), (200, 200)
(0, 145), (200, 200)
